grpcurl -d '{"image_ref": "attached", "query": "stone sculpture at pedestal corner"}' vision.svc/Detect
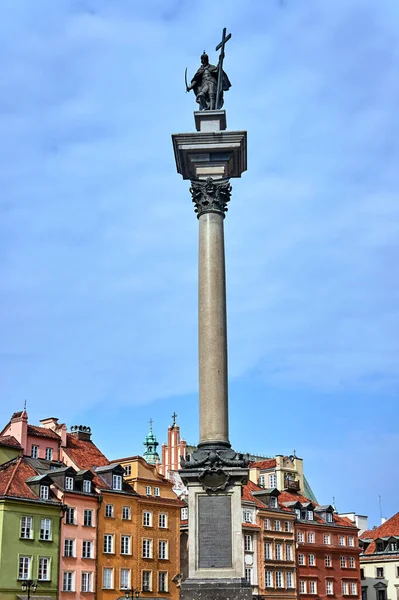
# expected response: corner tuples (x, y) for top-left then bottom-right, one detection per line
(172, 28), (251, 600)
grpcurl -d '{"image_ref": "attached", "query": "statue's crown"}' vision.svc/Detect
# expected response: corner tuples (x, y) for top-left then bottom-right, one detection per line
(201, 51), (208, 61)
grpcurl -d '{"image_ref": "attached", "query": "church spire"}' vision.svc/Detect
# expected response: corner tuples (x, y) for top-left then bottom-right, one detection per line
(143, 419), (160, 465)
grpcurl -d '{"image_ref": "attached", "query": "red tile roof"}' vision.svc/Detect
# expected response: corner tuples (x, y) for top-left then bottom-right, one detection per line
(27, 425), (61, 440)
(242, 480), (268, 507)
(63, 433), (109, 489)
(0, 435), (22, 449)
(0, 457), (57, 501)
(360, 512), (399, 555)
(250, 458), (276, 470)
(278, 491), (356, 528)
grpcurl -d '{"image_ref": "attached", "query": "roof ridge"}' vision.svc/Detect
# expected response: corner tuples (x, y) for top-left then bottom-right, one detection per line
(4, 456), (22, 495)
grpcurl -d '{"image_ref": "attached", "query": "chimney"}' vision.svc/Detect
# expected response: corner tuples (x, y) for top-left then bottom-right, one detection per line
(6, 410), (28, 452)
(70, 425), (92, 441)
(381, 517), (387, 525)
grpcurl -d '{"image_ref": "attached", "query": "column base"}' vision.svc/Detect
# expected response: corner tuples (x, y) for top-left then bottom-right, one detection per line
(181, 578), (252, 600)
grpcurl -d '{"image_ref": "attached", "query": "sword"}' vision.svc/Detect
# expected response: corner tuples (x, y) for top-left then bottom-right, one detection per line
(185, 67), (189, 92)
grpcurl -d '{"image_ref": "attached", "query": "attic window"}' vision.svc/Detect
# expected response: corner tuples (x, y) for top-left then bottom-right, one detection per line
(112, 474), (122, 491)
(307, 510), (314, 520)
(124, 465), (131, 476)
(326, 512), (333, 523)
(295, 509), (301, 519)
(376, 542), (384, 552)
(40, 485), (49, 500)
(270, 496), (278, 508)
(83, 480), (91, 493)
(65, 477), (74, 491)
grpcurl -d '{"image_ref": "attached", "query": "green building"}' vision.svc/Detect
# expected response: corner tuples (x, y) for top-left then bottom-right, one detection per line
(0, 456), (62, 600)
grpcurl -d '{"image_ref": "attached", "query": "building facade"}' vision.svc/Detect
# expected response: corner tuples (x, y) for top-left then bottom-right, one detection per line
(360, 512), (399, 600)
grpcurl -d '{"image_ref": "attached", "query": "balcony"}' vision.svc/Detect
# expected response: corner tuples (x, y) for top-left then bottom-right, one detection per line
(284, 479), (300, 491)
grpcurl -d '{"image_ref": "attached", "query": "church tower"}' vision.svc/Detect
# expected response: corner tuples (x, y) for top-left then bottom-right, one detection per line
(142, 419), (160, 465)
(159, 412), (187, 478)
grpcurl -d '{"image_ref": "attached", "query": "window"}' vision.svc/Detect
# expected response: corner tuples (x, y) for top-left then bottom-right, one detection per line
(64, 539), (75, 557)
(276, 571), (283, 588)
(45, 447), (53, 460)
(143, 511), (152, 527)
(308, 510), (314, 520)
(245, 567), (253, 584)
(297, 531), (304, 543)
(390, 541), (398, 552)
(326, 580), (334, 595)
(105, 504), (114, 518)
(120, 569), (131, 590)
(20, 516), (33, 539)
(376, 567), (384, 578)
(121, 535), (131, 555)
(309, 581), (317, 594)
(350, 583), (357, 595)
(309, 554), (315, 566)
(325, 554), (332, 567)
(81, 572), (92, 592)
(265, 570), (273, 588)
(19, 556), (31, 580)
(245, 535), (253, 552)
(154, 486), (160, 496)
(286, 572), (294, 588)
(300, 581), (307, 594)
(342, 582), (349, 595)
(158, 571), (168, 592)
(348, 536), (354, 547)
(243, 510), (252, 523)
(298, 553), (305, 565)
(341, 556), (347, 568)
(38, 557), (50, 581)
(83, 480), (91, 493)
(264, 542), (272, 560)
(112, 474), (122, 490)
(103, 568), (114, 589)
(40, 485), (49, 500)
(377, 542), (384, 552)
(66, 507), (75, 525)
(284, 520), (291, 532)
(275, 543), (282, 560)
(274, 520), (281, 531)
(65, 476), (74, 490)
(142, 571), (152, 592)
(270, 496), (278, 508)
(63, 571), (74, 592)
(181, 507), (188, 520)
(103, 534), (114, 554)
(339, 535), (346, 546)
(362, 588), (368, 600)
(396, 566), (399, 577)
(308, 532), (315, 543)
(295, 508), (301, 519)
(324, 533), (331, 544)
(349, 556), (355, 568)
(360, 568), (365, 579)
(264, 518), (271, 530)
(40, 518), (51, 541)
(124, 465), (131, 476)
(31, 445), (38, 458)
(326, 511), (333, 522)
(143, 538), (153, 558)
(146, 486), (151, 495)
(159, 513), (167, 528)
(286, 544), (293, 561)
(269, 473), (277, 488)
(83, 509), (93, 527)
(259, 474), (265, 487)
(122, 506), (131, 520)
(82, 540), (93, 559)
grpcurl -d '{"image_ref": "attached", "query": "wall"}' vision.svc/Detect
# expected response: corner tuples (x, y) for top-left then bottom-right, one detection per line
(361, 559), (399, 600)
(0, 446), (20, 465)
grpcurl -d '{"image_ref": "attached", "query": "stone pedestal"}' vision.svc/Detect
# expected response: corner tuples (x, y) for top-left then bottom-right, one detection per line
(172, 110), (249, 600)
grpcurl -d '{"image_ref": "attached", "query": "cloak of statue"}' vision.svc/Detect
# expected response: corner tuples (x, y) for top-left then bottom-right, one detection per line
(190, 61), (231, 110)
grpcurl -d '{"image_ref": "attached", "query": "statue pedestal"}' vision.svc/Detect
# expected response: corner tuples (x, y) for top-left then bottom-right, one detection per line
(194, 110), (227, 132)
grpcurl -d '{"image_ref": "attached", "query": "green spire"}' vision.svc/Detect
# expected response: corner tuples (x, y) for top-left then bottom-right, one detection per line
(143, 418), (160, 465)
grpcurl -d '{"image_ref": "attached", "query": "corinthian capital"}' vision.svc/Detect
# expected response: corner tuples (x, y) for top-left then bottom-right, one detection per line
(189, 177), (232, 218)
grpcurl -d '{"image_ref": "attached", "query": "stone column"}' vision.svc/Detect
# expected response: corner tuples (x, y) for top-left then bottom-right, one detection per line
(194, 181), (231, 446)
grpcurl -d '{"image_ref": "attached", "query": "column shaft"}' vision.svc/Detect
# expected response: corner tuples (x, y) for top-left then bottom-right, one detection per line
(198, 212), (229, 445)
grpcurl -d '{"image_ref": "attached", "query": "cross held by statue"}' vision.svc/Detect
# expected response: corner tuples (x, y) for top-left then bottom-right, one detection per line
(215, 27), (231, 110)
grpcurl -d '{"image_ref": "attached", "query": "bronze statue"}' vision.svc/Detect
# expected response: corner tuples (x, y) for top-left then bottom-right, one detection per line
(186, 28), (232, 111)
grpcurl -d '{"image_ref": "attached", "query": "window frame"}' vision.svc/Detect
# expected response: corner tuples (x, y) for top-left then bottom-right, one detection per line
(20, 516), (33, 540)
(159, 513), (168, 529)
(159, 540), (168, 560)
(63, 571), (75, 592)
(120, 568), (131, 590)
(38, 556), (50, 581)
(18, 555), (32, 580)
(39, 485), (49, 500)
(143, 511), (153, 527)
(40, 518), (52, 541)
(103, 534), (114, 554)
(83, 509), (93, 527)
(112, 474), (122, 491)
(64, 539), (75, 558)
(142, 538), (153, 559)
(82, 540), (93, 559)
(122, 506), (131, 520)
(158, 571), (168, 592)
(31, 445), (39, 459)
(81, 571), (92, 593)
(103, 567), (114, 590)
(121, 535), (131, 556)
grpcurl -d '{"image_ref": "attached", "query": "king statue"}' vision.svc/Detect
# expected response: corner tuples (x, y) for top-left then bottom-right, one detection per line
(187, 51), (231, 111)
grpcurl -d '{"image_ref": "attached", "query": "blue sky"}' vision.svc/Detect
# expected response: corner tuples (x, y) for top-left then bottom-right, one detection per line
(1, 0), (398, 527)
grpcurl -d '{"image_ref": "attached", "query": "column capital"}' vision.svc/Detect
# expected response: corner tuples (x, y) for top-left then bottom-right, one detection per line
(189, 177), (232, 218)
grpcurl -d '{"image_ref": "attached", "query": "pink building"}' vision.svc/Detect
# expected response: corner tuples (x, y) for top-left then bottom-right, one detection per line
(159, 416), (187, 478)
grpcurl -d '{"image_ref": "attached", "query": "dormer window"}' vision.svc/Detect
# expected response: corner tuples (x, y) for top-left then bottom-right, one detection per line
(65, 477), (74, 491)
(259, 475), (265, 488)
(376, 542), (384, 552)
(124, 465), (131, 476)
(83, 480), (91, 493)
(326, 512), (333, 523)
(40, 485), (49, 500)
(112, 474), (122, 491)
(295, 509), (301, 519)
(307, 510), (314, 520)
(270, 496), (278, 508)
(269, 473), (277, 488)
(390, 541), (398, 552)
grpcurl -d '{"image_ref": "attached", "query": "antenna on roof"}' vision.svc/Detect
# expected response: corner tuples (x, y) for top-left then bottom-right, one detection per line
(23, 399), (27, 411)
(332, 496), (337, 512)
